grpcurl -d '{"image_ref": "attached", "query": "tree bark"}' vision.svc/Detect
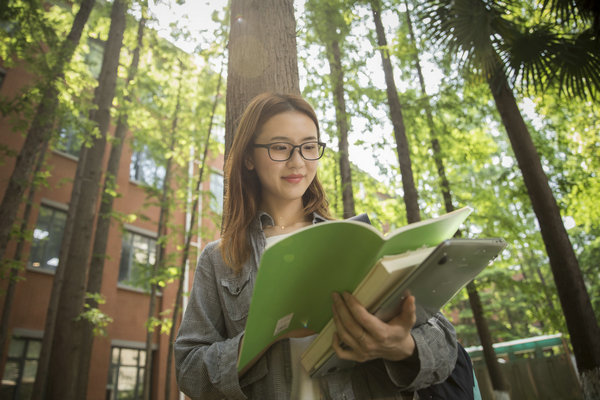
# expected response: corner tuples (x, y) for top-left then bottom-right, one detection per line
(402, 2), (511, 395)
(467, 282), (511, 396)
(371, 0), (420, 223)
(225, 0), (300, 159)
(0, 0), (95, 269)
(74, 13), (146, 399)
(326, 38), (355, 218)
(44, 1), (127, 398)
(31, 143), (88, 400)
(164, 67), (223, 400)
(142, 61), (183, 400)
(488, 65), (600, 398)
(29, 3), (97, 399)
(0, 140), (48, 378)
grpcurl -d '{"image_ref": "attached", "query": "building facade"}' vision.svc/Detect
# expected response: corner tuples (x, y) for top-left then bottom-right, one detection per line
(0, 51), (224, 399)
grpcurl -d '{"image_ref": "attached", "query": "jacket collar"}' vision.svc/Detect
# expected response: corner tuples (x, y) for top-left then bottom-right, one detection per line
(256, 210), (327, 231)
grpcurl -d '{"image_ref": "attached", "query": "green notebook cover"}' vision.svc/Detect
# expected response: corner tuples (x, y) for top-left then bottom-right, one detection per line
(237, 206), (472, 372)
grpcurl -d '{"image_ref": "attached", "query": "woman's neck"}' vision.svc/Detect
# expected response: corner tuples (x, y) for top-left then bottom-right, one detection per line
(260, 199), (311, 236)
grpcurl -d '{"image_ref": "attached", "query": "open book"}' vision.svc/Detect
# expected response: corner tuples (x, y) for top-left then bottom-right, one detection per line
(237, 207), (473, 374)
(302, 237), (507, 377)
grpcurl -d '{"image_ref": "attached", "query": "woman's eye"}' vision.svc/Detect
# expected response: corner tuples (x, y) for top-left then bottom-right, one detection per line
(303, 143), (316, 150)
(271, 144), (290, 151)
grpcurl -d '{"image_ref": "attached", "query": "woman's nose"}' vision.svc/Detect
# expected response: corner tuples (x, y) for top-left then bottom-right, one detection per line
(287, 146), (304, 165)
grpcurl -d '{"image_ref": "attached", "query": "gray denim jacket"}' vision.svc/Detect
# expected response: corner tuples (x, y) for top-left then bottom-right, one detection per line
(174, 213), (458, 400)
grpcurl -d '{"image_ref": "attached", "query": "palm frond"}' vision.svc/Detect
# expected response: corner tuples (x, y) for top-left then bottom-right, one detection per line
(548, 29), (600, 99)
(418, 0), (514, 77)
(541, 0), (599, 33)
(418, 0), (599, 100)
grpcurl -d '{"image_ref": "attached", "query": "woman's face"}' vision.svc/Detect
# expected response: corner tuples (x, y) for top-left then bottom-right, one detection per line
(247, 110), (319, 209)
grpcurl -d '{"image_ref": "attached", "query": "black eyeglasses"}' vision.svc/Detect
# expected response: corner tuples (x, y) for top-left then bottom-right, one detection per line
(253, 141), (326, 161)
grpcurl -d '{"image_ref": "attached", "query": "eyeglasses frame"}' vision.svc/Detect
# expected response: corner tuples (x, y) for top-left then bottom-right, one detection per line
(252, 141), (326, 162)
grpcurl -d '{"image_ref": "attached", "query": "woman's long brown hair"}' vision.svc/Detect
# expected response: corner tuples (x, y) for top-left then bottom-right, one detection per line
(220, 93), (332, 272)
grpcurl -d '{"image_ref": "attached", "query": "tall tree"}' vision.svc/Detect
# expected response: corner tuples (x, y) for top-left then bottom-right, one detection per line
(24, 3), (97, 399)
(42, 0), (128, 398)
(141, 59), (184, 400)
(543, 0), (600, 37)
(422, 0), (600, 396)
(225, 0), (300, 158)
(164, 64), (224, 400)
(306, 0), (356, 218)
(0, 141), (48, 374)
(370, 0), (420, 223)
(0, 0), (95, 275)
(74, 9), (147, 399)
(401, 2), (511, 397)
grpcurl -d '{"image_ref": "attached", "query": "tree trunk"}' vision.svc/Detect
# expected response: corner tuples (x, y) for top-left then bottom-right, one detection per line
(44, 1), (127, 398)
(488, 65), (600, 398)
(371, 0), (420, 223)
(467, 282), (511, 398)
(0, 0), (95, 268)
(31, 144), (88, 400)
(0, 140), (48, 378)
(142, 62), (183, 400)
(333, 153), (341, 216)
(74, 13), (146, 399)
(164, 67), (223, 400)
(513, 208), (557, 319)
(326, 38), (355, 218)
(225, 0), (300, 159)
(516, 253), (546, 330)
(403, 3), (511, 395)
(30, 5), (97, 399)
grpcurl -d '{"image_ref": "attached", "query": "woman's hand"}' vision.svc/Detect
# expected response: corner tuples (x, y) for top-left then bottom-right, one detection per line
(331, 291), (416, 363)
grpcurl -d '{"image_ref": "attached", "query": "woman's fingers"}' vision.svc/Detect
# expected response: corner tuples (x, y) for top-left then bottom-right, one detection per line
(331, 293), (367, 353)
(339, 292), (388, 339)
(331, 291), (417, 362)
(392, 293), (417, 331)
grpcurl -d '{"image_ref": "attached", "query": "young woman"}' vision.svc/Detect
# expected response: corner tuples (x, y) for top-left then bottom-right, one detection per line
(174, 93), (458, 399)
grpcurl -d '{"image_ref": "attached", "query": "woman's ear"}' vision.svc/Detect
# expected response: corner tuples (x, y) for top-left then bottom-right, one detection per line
(244, 155), (255, 170)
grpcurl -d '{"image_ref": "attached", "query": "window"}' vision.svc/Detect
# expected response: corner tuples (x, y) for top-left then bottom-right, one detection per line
(0, 68), (6, 91)
(0, 336), (41, 400)
(29, 204), (67, 271)
(129, 146), (165, 189)
(106, 346), (147, 400)
(0, 20), (18, 36)
(209, 172), (224, 215)
(54, 114), (83, 158)
(118, 231), (156, 291)
(85, 38), (105, 79)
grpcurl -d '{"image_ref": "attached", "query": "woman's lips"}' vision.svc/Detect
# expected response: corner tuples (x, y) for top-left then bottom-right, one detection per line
(283, 174), (303, 183)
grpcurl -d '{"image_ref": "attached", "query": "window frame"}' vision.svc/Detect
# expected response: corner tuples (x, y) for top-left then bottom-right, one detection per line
(52, 113), (84, 159)
(0, 67), (6, 91)
(117, 226), (158, 293)
(0, 331), (43, 400)
(106, 343), (149, 400)
(129, 145), (166, 189)
(85, 37), (105, 80)
(209, 170), (224, 215)
(27, 201), (68, 274)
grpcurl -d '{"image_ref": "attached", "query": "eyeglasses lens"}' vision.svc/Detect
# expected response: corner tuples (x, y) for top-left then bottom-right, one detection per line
(269, 143), (322, 161)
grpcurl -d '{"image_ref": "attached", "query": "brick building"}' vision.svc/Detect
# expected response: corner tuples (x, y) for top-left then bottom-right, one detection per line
(0, 48), (224, 399)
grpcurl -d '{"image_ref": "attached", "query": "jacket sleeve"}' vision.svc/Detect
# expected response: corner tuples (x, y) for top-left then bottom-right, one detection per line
(382, 311), (458, 391)
(174, 243), (247, 400)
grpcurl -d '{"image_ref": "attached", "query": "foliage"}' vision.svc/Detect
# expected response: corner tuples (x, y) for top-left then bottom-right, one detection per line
(297, 0), (600, 348)
(3, 0), (598, 387)
(418, 0), (600, 99)
(76, 293), (114, 337)
(146, 312), (173, 335)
